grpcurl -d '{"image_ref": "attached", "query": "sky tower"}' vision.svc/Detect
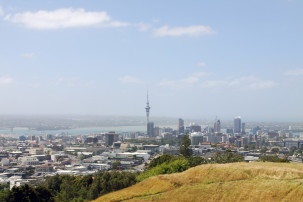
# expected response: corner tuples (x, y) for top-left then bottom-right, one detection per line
(145, 90), (151, 123)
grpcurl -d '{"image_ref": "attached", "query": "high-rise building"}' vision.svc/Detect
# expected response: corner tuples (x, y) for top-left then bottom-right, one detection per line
(214, 120), (221, 133)
(234, 116), (241, 134)
(147, 122), (154, 137)
(226, 129), (234, 134)
(104, 132), (118, 146)
(252, 126), (261, 135)
(190, 133), (204, 145)
(242, 122), (246, 134)
(178, 118), (184, 134)
(19, 135), (26, 142)
(154, 126), (160, 137)
(190, 124), (202, 132)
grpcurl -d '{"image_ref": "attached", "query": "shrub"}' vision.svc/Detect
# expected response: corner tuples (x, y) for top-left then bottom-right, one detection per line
(259, 155), (289, 163)
(212, 151), (244, 164)
(137, 159), (190, 181)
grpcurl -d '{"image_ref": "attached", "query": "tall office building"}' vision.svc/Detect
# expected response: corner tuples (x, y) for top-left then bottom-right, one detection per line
(190, 124), (202, 132)
(178, 118), (184, 134)
(234, 116), (241, 134)
(242, 123), (246, 134)
(147, 122), (155, 137)
(154, 126), (160, 137)
(214, 120), (221, 133)
(104, 132), (119, 146)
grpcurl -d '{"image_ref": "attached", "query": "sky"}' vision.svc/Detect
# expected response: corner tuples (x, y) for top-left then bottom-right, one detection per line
(0, 0), (303, 122)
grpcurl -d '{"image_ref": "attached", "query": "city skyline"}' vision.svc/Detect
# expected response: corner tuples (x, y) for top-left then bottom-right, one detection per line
(0, 1), (303, 121)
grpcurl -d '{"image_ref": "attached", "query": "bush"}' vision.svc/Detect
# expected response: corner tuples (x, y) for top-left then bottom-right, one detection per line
(137, 159), (191, 181)
(259, 155), (289, 163)
(212, 151), (244, 164)
(148, 154), (175, 169)
(188, 156), (208, 167)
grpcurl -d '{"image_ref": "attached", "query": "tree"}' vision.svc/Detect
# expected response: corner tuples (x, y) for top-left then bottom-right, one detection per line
(79, 154), (85, 160)
(271, 148), (279, 153)
(34, 186), (54, 202)
(212, 150), (244, 164)
(0, 183), (10, 201)
(148, 154), (174, 169)
(112, 160), (121, 170)
(44, 174), (61, 193)
(179, 134), (192, 158)
(128, 146), (138, 152)
(188, 156), (208, 167)
(8, 184), (38, 202)
(289, 146), (297, 156)
(137, 159), (190, 181)
(259, 155), (289, 163)
(295, 149), (303, 156)
(260, 147), (268, 154)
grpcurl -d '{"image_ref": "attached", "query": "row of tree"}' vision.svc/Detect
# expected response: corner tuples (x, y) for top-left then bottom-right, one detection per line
(0, 171), (138, 202)
(0, 183), (53, 202)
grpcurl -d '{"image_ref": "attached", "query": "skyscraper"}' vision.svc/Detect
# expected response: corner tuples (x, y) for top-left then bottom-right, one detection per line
(178, 118), (184, 134)
(214, 120), (221, 133)
(147, 122), (155, 137)
(104, 132), (118, 146)
(234, 116), (241, 134)
(242, 122), (246, 134)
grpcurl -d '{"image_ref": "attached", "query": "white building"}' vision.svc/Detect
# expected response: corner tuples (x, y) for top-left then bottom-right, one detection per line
(18, 156), (39, 165)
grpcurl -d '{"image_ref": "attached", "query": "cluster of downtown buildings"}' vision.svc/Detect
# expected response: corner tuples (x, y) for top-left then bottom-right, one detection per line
(0, 95), (302, 189)
(144, 95), (303, 161)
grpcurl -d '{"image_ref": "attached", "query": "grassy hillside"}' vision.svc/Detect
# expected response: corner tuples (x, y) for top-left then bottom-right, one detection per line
(93, 162), (303, 202)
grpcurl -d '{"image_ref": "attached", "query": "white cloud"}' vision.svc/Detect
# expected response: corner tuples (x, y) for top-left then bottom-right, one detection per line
(201, 76), (278, 89)
(248, 80), (278, 89)
(119, 76), (144, 84)
(157, 74), (277, 90)
(5, 8), (129, 30)
(284, 69), (303, 76)
(153, 25), (216, 37)
(0, 5), (3, 16)
(20, 52), (36, 59)
(107, 21), (129, 27)
(134, 23), (151, 31)
(197, 62), (206, 67)
(181, 77), (200, 84)
(0, 76), (14, 85)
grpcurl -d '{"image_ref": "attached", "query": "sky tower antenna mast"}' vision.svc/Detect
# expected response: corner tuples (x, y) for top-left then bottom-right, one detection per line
(145, 90), (151, 124)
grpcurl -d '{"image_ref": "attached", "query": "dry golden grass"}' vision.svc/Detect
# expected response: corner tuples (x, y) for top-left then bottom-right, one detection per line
(93, 162), (303, 202)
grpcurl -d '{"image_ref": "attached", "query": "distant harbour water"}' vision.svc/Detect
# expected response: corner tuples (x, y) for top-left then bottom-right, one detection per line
(0, 125), (177, 136)
(0, 126), (146, 136)
(292, 132), (303, 137)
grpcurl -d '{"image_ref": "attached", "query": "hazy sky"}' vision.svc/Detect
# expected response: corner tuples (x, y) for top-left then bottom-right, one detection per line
(0, 0), (302, 121)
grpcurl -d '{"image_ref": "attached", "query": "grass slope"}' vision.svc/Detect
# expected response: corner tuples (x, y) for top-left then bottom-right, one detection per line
(94, 162), (303, 202)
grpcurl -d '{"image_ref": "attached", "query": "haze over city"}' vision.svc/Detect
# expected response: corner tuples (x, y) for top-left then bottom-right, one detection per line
(0, 0), (302, 121)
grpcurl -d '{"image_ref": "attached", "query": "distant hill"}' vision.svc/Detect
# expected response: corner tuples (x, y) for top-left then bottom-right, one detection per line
(94, 162), (303, 201)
